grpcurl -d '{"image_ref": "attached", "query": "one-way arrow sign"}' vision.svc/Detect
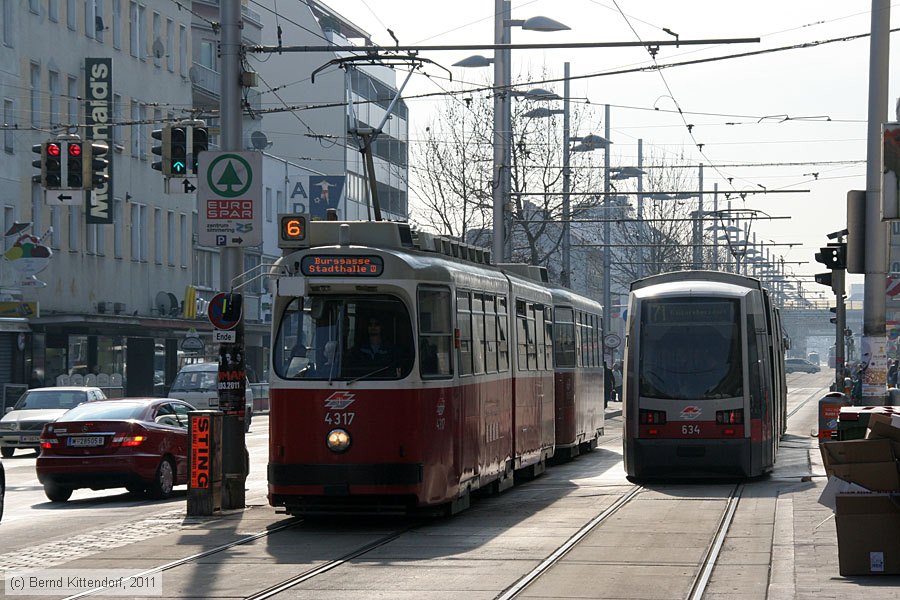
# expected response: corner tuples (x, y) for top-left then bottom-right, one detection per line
(44, 189), (84, 206)
(231, 237), (243, 244)
(182, 179), (197, 193)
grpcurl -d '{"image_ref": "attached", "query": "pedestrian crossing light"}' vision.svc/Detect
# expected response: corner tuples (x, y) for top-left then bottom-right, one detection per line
(170, 126), (187, 176)
(191, 126), (208, 175)
(86, 142), (109, 189)
(151, 126), (171, 176)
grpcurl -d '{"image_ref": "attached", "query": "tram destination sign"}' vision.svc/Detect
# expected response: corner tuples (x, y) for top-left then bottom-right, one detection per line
(300, 255), (384, 277)
(647, 301), (735, 324)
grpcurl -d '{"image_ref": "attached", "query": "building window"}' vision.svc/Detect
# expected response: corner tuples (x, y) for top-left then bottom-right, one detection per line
(265, 187), (272, 222)
(28, 0), (38, 14)
(166, 18), (174, 72)
(129, 1), (139, 57)
(139, 103), (148, 159)
(179, 24), (187, 75)
(3, 206), (15, 248)
(66, 0), (76, 30)
(94, 0), (103, 43)
(66, 76), (78, 129)
(114, 198), (123, 258)
(243, 253), (262, 294)
(50, 207), (61, 248)
(31, 184), (41, 235)
(152, 12), (161, 67)
(2, 0), (13, 47)
(193, 249), (215, 287)
(3, 98), (13, 153)
(68, 206), (80, 251)
(95, 223), (105, 255)
(180, 213), (188, 267)
(154, 207), (162, 264)
(130, 203), (139, 260)
(30, 62), (40, 128)
(130, 100), (140, 156)
(49, 0), (59, 22)
(167, 210), (175, 266)
(199, 40), (215, 70)
(86, 221), (97, 254)
(112, 0), (121, 49)
(276, 190), (285, 215)
(84, 0), (94, 39)
(140, 204), (148, 260)
(48, 70), (59, 129)
(112, 93), (122, 147)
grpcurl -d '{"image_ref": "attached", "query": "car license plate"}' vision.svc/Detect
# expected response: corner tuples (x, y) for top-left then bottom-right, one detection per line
(20, 435), (40, 443)
(68, 436), (105, 447)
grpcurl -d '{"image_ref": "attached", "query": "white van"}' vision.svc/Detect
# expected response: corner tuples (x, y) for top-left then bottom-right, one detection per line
(167, 363), (254, 432)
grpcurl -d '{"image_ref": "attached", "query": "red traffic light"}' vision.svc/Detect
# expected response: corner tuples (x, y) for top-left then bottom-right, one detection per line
(68, 143), (82, 157)
(47, 143), (61, 157)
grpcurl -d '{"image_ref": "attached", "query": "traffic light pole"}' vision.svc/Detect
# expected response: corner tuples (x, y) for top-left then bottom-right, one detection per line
(834, 269), (846, 392)
(219, 0), (247, 510)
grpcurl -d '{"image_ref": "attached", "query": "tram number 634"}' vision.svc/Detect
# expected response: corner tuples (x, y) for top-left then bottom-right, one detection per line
(325, 412), (355, 425)
(682, 424), (701, 435)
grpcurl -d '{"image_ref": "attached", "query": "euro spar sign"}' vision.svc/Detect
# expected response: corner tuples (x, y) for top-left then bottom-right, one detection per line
(197, 151), (262, 248)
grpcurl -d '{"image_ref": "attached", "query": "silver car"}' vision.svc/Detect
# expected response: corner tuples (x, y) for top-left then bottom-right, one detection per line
(0, 387), (106, 457)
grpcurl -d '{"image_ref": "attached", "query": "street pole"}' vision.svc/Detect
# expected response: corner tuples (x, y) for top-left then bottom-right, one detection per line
(862, 0), (890, 404)
(219, 0), (247, 510)
(492, 0), (508, 263)
(636, 139), (644, 279)
(692, 164), (704, 268)
(562, 62), (571, 288)
(712, 183), (719, 271)
(835, 268), (847, 391)
(602, 104), (611, 338)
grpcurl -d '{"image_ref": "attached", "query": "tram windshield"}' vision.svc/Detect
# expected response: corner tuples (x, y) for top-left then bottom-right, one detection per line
(638, 298), (742, 400)
(274, 295), (414, 381)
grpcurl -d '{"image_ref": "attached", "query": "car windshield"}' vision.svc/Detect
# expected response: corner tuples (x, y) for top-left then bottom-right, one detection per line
(274, 294), (414, 381)
(14, 390), (87, 410)
(60, 402), (147, 421)
(169, 370), (217, 392)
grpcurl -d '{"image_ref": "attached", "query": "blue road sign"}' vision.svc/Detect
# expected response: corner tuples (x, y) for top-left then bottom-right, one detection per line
(207, 292), (240, 330)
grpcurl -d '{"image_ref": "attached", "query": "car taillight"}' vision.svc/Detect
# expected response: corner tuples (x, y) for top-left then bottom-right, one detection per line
(111, 435), (146, 447)
(639, 409), (666, 425)
(716, 409), (744, 424)
(40, 437), (59, 449)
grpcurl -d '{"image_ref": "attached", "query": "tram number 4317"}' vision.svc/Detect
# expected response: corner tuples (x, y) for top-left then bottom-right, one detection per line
(682, 424), (701, 435)
(325, 412), (355, 425)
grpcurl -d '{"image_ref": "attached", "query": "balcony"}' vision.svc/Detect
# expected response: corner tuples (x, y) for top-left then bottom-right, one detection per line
(191, 62), (219, 98)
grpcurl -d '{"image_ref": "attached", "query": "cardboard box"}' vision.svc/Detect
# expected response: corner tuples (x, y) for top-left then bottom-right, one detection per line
(866, 413), (900, 443)
(829, 462), (900, 491)
(835, 493), (900, 575)
(821, 439), (896, 470)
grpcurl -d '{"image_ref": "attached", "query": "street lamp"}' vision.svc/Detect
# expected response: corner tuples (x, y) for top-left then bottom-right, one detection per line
(453, 1), (569, 263)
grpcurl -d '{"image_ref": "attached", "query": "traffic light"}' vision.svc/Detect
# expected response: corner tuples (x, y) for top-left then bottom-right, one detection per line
(151, 126), (171, 175)
(86, 142), (109, 189)
(191, 126), (208, 175)
(170, 126), (187, 176)
(830, 307), (837, 325)
(31, 143), (47, 186)
(45, 141), (62, 188)
(814, 272), (833, 288)
(66, 141), (83, 188)
(815, 244), (847, 269)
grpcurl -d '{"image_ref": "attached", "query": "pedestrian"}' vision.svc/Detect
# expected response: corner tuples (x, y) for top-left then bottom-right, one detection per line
(888, 359), (898, 388)
(603, 361), (614, 408)
(612, 360), (623, 403)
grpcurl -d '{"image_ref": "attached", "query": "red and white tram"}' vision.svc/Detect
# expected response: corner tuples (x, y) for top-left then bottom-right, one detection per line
(267, 219), (604, 515)
(622, 271), (787, 479)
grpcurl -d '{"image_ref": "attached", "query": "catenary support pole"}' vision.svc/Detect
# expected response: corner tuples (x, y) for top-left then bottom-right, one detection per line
(862, 0), (890, 404)
(219, 0), (247, 510)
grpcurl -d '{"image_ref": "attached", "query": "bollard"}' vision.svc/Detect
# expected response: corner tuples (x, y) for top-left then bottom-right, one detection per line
(187, 410), (222, 515)
(818, 392), (850, 442)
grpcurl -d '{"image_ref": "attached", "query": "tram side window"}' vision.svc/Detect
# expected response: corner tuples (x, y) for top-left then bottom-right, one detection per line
(498, 296), (509, 372)
(457, 290), (473, 376)
(473, 293), (486, 374)
(418, 287), (453, 378)
(554, 307), (575, 368)
(484, 294), (498, 373)
(533, 304), (544, 370)
(544, 306), (553, 369)
(516, 300), (529, 370)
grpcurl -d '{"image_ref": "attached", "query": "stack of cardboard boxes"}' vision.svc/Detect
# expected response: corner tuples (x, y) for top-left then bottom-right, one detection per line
(820, 413), (900, 575)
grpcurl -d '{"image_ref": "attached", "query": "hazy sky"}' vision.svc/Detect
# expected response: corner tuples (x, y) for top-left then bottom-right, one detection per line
(311, 0), (898, 296)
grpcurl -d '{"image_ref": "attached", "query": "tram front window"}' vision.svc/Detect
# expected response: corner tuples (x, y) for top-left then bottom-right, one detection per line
(274, 295), (414, 381)
(639, 299), (742, 400)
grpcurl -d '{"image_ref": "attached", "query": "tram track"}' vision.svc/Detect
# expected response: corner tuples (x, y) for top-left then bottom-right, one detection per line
(685, 483), (744, 600)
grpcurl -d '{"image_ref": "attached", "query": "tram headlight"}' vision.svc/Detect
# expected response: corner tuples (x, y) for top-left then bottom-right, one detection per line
(326, 428), (351, 453)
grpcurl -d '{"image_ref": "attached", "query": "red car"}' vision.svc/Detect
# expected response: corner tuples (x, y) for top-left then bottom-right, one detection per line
(36, 398), (194, 503)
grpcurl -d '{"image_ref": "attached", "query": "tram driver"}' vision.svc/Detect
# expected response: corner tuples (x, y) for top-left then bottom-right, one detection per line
(350, 317), (398, 374)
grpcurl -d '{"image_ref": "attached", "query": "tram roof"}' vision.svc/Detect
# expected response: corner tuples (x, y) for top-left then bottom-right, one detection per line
(630, 270), (764, 293)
